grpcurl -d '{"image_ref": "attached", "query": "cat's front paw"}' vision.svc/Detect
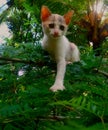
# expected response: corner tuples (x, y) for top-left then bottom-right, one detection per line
(50, 85), (65, 92)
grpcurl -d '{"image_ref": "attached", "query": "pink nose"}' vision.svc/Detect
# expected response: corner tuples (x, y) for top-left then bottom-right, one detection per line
(54, 31), (59, 37)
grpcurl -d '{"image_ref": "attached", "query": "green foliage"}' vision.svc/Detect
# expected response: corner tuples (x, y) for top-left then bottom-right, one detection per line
(0, 0), (108, 129)
(0, 42), (108, 129)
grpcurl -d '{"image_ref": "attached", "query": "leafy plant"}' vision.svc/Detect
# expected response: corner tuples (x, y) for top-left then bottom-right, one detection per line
(0, 0), (108, 129)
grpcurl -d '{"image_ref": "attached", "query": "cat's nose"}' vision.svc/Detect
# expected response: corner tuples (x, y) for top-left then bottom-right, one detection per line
(54, 31), (59, 37)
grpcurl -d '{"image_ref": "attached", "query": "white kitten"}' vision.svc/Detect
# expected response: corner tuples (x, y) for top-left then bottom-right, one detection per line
(41, 6), (80, 92)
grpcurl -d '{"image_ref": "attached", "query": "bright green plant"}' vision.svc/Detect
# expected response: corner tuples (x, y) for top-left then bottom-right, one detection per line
(0, 0), (108, 129)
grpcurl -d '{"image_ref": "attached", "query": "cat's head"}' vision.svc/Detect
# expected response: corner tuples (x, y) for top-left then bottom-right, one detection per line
(41, 6), (74, 39)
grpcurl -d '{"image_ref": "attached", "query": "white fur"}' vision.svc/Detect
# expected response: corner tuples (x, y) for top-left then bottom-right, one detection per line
(41, 6), (80, 92)
(42, 34), (80, 92)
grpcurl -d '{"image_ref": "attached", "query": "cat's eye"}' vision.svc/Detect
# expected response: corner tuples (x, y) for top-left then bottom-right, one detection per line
(60, 25), (65, 31)
(49, 23), (55, 28)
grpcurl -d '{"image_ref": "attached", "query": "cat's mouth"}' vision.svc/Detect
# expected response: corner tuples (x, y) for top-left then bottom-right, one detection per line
(52, 35), (60, 39)
(51, 32), (61, 38)
(53, 32), (59, 37)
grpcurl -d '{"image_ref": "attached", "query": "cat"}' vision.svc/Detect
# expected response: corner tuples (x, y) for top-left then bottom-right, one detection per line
(41, 6), (80, 92)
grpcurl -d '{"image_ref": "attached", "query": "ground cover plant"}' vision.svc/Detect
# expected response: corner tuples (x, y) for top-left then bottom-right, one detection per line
(0, 0), (108, 129)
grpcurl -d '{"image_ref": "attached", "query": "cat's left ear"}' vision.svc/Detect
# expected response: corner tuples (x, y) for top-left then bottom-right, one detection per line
(64, 10), (74, 25)
(41, 6), (51, 21)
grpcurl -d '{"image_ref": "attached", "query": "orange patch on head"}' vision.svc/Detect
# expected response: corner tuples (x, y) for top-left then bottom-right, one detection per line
(41, 6), (51, 21)
(64, 10), (74, 25)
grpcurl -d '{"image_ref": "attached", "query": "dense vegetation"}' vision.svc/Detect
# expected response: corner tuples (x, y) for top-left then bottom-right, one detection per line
(0, 0), (108, 129)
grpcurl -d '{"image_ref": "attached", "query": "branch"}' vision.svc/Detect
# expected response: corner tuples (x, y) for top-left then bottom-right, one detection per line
(94, 68), (108, 77)
(0, 56), (44, 67)
(36, 115), (80, 121)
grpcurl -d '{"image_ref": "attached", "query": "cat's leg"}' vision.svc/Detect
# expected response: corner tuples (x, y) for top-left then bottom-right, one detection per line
(50, 58), (66, 92)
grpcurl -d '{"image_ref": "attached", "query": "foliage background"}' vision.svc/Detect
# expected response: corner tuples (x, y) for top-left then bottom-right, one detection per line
(0, 0), (108, 129)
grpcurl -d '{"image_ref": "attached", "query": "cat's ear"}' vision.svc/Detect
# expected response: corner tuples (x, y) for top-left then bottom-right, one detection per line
(64, 10), (74, 25)
(41, 6), (51, 21)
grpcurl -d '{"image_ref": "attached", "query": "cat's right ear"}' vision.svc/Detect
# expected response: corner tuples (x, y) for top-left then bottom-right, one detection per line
(41, 6), (51, 21)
